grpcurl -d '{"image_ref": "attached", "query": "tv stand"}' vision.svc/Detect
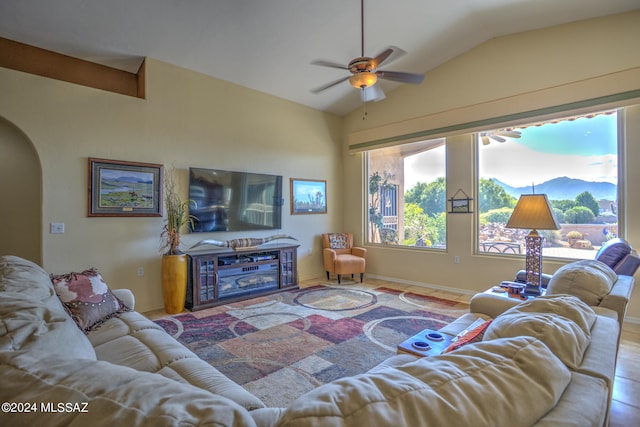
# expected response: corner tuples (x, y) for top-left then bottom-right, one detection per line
(185, 243), (299, 310)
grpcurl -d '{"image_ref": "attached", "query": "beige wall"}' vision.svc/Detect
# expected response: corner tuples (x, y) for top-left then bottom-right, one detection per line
(342, 11), (640, 322)
(0, 59), (344, 312)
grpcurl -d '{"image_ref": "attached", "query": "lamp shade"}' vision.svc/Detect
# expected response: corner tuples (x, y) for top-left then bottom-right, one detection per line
(349, 72), (377, 89)
(506, 194), (560, 230)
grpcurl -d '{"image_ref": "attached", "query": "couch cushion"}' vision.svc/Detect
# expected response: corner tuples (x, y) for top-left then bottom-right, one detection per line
(493, 294), (597, 335)
(483, 295), (596, 369)
(0, 352), (257, 427)
(546, 260), (617, 306)
(533, 372), (608, 427)
(595, 238), (632, 269)
(0, 256), (96, 360)
(576, 314), (619, 391)
(0, 298), (96, 360)
(273, 336), (570, 427)
(0, 255), (56, 299)
(88, 311), (265, 411)
(51, 267), (130, 332)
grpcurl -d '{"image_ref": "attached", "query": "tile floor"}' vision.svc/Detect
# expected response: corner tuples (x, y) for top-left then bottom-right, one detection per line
(611, 321), (640, 426)
(148, 277), (640, 425)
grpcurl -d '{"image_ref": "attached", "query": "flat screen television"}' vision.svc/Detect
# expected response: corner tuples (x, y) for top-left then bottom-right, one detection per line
(188, 167), (283, 232)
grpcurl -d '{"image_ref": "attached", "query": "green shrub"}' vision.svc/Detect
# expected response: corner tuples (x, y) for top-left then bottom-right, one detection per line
(553, 208), (565, 223)
(480, 207), (514, 224)
(566, 230), (583, 239)
(564, 207), (595, 224)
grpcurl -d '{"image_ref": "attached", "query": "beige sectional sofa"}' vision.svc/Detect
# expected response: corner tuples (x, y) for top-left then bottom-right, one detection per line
(0, 255), (262, 426)
(441, 293), (621, 427)
(0, 255), (630, 426)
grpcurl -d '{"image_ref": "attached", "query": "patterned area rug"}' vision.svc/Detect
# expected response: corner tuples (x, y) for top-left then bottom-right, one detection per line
(153, 283), (468, 407)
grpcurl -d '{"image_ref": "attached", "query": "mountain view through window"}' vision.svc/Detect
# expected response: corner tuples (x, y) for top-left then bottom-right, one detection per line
(477, 110), (619, 259)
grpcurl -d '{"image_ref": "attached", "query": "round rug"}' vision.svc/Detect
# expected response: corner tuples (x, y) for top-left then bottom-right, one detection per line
(363, 316), (449, 352)
(294, 287), (377, 311)
(399, 291), (442, 308)
(158, 316), (185, 339)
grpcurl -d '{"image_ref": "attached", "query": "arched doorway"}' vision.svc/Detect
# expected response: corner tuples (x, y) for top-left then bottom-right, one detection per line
(0, 116), (42, 264)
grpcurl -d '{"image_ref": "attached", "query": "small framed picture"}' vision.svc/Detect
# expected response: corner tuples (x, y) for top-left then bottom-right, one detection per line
(451, 198), (471, 213)
(290, 178), (327, 215)
(448, 189), (473, 214)
(88, 158), (163, 217)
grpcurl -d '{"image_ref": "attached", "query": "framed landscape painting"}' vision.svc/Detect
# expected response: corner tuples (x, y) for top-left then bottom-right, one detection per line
(450, 198), (471, 213)
(290, 178), (327, 215)
(88, 158), (163, 217)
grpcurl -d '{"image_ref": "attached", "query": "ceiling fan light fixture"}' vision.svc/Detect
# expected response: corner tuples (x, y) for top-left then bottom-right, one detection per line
(311, 0), (423, 101)
(349, 72), (377, 89)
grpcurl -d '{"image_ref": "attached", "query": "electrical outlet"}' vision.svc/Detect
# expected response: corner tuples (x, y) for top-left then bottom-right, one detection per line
(137, 267), (144, 277)
(454, 255), (460, 264)
(50, 223), (65, 234)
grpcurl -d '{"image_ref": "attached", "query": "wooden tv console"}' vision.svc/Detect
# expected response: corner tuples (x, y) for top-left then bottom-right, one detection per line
(185, 243), (299, 311)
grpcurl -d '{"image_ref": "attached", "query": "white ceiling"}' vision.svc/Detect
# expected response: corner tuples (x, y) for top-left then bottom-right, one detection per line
(1, 0), (639, 116)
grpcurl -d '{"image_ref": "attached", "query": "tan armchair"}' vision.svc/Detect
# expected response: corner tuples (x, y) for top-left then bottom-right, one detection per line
(322, 233), (367, 284)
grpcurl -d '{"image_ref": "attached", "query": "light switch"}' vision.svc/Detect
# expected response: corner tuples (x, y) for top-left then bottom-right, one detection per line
(50, 223), (65, 234)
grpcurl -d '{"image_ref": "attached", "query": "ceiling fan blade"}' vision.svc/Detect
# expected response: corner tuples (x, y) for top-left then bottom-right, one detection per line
(371, 48), (393, 69)
(371, 46), (407, 69)
(376, 70), (424, 84)
(490, 135), (507, 142)
(498, 131), (522, 138)
(361, 85), (385, 102)
(311, 60), (349, 70)
(311, 76), (350, 93)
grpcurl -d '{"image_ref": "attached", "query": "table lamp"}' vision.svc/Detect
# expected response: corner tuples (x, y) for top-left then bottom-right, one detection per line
(506, 194), (561, 296)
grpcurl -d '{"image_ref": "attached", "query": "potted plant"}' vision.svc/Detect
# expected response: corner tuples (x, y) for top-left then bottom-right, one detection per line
(160, 168), (194, 314)
(566, 230), (583, 248)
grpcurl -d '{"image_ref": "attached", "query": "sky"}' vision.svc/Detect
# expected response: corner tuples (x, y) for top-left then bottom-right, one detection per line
(405, 146), (446, 189)
(405, 111), (618, 189)
(101, 168), (152, 181)
(292, 180), (326, 202)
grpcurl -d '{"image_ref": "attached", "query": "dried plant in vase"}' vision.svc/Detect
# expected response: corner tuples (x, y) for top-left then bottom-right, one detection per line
(160, 168), (194, 256)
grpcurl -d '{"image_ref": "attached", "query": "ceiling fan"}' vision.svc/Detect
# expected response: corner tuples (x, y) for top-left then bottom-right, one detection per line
(311, 0), (424, 102)
(480, 130), (522, 145)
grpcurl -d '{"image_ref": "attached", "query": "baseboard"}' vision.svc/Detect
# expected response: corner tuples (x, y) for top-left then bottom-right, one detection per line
(366, 274), (477, 296)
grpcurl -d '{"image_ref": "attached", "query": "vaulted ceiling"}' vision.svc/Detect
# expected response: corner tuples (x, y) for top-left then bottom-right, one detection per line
(1, 0), (638, 115)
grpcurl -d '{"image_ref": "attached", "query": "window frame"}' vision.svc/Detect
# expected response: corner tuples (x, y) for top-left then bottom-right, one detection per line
(472, 108), (625, 260)
(364, 140), (447, 251)
(360, 104), (630, 260)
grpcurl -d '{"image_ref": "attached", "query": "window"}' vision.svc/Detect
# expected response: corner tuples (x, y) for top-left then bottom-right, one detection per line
(477, 109), (619, 259)
(367, 138), (446, 249)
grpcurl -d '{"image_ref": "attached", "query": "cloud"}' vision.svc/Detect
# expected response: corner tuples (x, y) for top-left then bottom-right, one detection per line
(479, 142), (617, 186)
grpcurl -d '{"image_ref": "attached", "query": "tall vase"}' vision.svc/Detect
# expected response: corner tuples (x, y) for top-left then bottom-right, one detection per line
(161, 254), (187, 314)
